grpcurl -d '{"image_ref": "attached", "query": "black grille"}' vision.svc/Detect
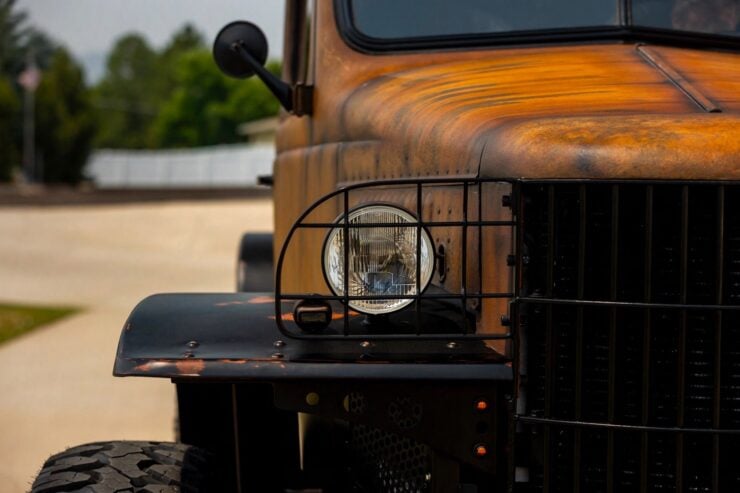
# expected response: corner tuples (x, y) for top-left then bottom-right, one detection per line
(516, 183), (740, 492)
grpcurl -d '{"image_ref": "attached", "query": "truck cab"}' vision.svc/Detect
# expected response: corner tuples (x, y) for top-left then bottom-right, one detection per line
(33, 1), (739, 492)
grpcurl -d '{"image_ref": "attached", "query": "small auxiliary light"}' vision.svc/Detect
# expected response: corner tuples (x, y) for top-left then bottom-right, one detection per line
(475, 399), (489, 412)
(294, 300), (332, 331)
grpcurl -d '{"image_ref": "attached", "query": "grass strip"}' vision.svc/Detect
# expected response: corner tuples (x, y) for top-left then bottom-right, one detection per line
(0, 303), (78, 346)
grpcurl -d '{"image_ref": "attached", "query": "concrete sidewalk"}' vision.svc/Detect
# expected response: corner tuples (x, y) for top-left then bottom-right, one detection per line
(0, 198), (273, 492)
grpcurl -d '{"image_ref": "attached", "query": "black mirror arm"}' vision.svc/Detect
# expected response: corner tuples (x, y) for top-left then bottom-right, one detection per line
(232, 42), (294, 112)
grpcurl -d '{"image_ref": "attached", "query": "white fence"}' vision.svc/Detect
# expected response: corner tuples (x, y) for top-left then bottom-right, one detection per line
(86, 144), (274, 189)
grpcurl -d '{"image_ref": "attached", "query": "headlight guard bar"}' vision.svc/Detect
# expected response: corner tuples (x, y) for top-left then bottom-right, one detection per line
(274, 177), (518, 341)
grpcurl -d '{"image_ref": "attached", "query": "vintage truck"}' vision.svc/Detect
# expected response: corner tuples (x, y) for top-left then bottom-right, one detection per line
(32, 0), (739, 492)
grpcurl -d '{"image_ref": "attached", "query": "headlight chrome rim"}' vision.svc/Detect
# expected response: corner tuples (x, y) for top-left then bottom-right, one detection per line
(322, 204), (435, 315)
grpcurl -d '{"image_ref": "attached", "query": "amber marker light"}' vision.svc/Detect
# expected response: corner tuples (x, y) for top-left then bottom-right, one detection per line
(474, 444), (488, 458)
(475, 399), (489, 412)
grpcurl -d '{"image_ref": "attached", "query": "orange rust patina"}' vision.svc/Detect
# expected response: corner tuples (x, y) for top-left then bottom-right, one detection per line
(174, 359), (207, 376)
(214, 296), (283, 307)
(270, 311), (360, 322)
(273, 1), (739, 352)
(132, 358), (282, 377)
(132, 360), (207, 376)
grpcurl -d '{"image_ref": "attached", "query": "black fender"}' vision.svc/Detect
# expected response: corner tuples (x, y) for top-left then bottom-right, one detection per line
(113, 293), (512, 381)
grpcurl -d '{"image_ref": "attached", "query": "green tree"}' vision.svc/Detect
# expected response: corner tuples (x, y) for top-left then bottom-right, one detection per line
(150, 50), (230, 148)
(151, 52), (280, 148)
(93, 34), (159, 149)
(34, 49), (95, 183)
(92, 24), (281, 151)
(0, 0), (29, 75)
(93, 26), (211, 149)
(0, 76), (20, 180)
(0, 0), (54, 75)
(0, 0), (55, 182)
(161, 23), (205, 61)
(152, 24), (206, 133)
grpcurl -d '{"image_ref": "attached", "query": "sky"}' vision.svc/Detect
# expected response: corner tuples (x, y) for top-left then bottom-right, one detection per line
(17, 0), (285, 83)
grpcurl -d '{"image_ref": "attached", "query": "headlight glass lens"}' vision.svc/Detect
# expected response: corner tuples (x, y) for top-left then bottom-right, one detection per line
(323, 205), (434, 315)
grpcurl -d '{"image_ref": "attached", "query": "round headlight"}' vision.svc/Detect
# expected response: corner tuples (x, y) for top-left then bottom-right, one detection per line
(323, 205), (434, 315)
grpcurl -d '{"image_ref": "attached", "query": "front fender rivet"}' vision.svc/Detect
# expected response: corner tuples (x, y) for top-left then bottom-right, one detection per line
(271, 352), (284, 359)
(187, 340), (199, 348)
(306, 392), (320, 406)
(273, 340), (286, 348)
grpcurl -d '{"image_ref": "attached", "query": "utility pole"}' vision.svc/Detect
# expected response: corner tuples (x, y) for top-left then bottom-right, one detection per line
(18, 52), (41, 183)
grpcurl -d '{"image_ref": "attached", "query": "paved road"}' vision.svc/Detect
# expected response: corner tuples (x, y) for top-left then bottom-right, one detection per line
(0, 198), (273, 492)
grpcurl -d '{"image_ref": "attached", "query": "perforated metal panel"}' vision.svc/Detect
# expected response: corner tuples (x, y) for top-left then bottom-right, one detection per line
(351, 424), (431, 493)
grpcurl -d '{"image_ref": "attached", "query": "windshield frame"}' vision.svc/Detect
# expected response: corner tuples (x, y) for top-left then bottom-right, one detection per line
(335, 0), (740, 53)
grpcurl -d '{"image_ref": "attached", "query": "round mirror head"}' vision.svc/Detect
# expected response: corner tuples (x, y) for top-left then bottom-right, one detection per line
(213, 21), (268, 79)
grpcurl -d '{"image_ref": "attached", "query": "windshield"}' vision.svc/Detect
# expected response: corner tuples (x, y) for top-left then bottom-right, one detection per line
(634, 0), (738, 34)
(348, 0), (739, 40)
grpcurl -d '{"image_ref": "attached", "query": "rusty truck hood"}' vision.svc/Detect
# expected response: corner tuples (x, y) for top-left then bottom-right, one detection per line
(339, 44), (740, 180)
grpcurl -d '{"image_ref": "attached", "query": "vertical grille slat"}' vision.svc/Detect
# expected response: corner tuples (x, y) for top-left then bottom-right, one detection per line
(676, 186), (689, 493)
(607, 186), (619, 493)
(712, 186), (725, 492)
(640, 185), (654, 493)
(647, 186), (682, 490)
(518, 182), (740, 493)
(614, 185), (645, 490)
(573, 184), (587, 493)
(543, 185), (555, 493)
(720, 188), (740, 487)
(551, 186), (580, 492)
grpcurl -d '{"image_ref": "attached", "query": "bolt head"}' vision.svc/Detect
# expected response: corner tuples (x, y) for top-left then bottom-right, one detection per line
(306, 392), (320, 406)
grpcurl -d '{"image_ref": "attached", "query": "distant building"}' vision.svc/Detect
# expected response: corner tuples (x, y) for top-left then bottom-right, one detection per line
(237, 117), (279, 144)
(85, 117), (278, 189)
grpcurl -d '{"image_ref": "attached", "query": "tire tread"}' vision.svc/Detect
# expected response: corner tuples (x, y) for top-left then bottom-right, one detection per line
(31, 441), (212, 493)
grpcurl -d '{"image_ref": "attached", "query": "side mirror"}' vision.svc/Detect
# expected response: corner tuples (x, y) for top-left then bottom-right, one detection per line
(213, 21), (312, 116)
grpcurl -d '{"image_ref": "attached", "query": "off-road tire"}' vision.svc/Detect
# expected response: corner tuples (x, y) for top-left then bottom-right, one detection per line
(236, 232), (274, 292)
(31, 441), (215, 493)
